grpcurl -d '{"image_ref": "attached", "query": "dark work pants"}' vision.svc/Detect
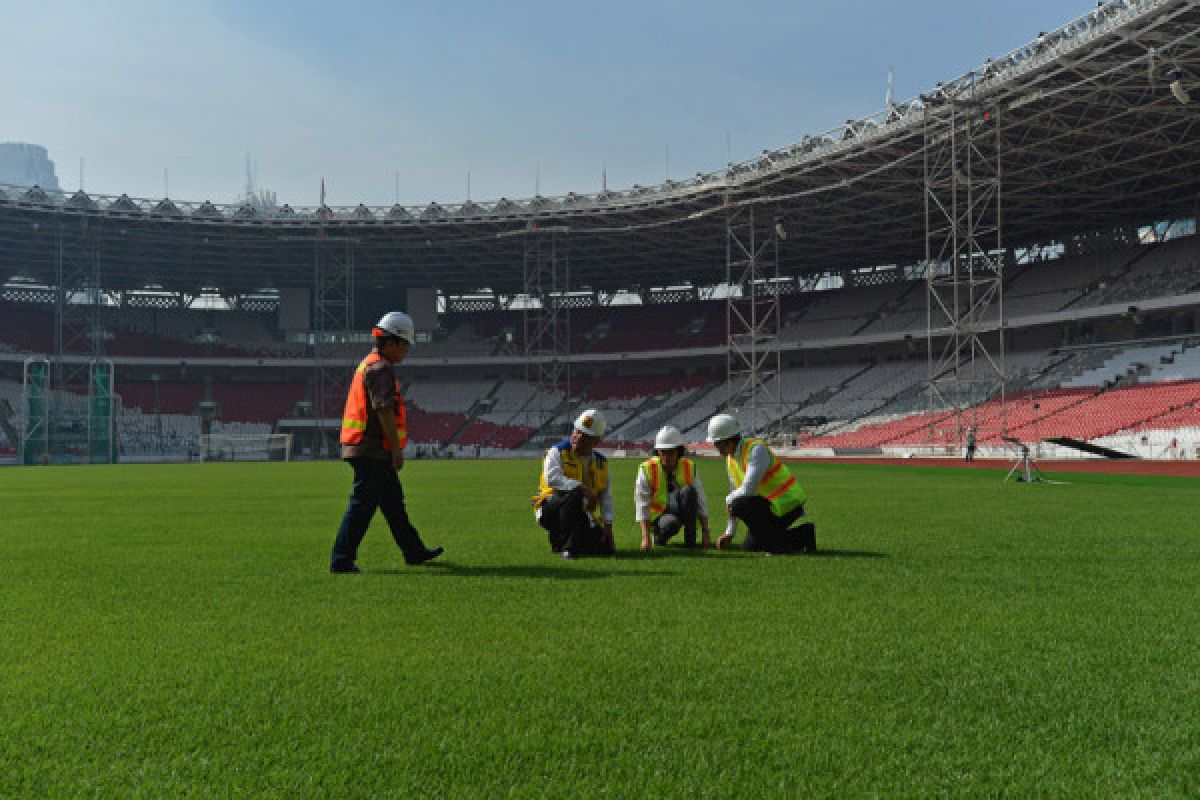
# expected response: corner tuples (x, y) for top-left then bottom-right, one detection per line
(729, 495), (816, 554)
(331, 457), (427, 569)
(653, 485), (700, 546)
(538, 489), (615, 556)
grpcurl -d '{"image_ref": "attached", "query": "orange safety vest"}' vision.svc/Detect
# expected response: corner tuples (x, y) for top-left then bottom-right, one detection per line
(640, 456), (696, 517)
(340, 352), (408, 450)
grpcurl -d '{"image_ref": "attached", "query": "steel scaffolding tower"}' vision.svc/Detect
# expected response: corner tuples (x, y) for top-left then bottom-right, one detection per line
(923, 97), (1006, 450)
(725, 205), (784, 436)
(54, 218), (102, 391)
(522, 226), (571, 427)
(312, 235), (356, 456)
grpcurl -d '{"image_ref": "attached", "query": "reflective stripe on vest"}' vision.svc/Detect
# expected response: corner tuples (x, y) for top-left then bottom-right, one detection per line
(727, 438), (805, 513)
(641, 456), (695, 516)
(339, 352), (407, 450)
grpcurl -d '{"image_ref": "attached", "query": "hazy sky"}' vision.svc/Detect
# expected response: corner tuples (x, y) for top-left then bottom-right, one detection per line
(1, 0), (1097, 207)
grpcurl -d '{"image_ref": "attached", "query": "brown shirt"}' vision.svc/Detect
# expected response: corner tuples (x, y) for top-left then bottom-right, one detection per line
(341, 351), (399, 461)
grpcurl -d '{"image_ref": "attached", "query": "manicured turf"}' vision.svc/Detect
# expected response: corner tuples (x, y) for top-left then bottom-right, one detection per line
(3, 458), (1200, 798)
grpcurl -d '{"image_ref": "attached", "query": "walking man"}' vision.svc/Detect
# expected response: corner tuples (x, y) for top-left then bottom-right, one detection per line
(635, 425), (712, 551)
(532, 409), (615, 559)
(330, 312), (444, 573)
(708, 413), (816, 555)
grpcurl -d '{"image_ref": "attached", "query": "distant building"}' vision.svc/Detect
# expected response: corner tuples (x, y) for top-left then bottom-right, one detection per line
(233, 155), (277, 213)
(0, 143), (59, 189)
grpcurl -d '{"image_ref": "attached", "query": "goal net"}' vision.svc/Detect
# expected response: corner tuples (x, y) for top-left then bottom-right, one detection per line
(197, 433), (293, 462)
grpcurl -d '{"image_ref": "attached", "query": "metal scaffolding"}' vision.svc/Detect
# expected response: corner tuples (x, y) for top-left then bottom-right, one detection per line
(312, 234), (356, 456)
(924, 96), (1006, 450)
(54, 218), (102, 392)
(725, 205), (784, 436)
(522, 226), (571, 427)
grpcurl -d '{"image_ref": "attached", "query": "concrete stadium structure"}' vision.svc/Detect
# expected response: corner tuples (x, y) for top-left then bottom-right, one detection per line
(1, 0), (1198, 463)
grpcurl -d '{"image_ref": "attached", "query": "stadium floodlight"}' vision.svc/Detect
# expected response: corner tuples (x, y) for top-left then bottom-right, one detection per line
(1167, 69), (1190, 105)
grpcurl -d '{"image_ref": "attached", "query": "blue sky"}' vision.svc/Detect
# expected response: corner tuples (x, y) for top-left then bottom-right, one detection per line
(0, 0), (1097, 206)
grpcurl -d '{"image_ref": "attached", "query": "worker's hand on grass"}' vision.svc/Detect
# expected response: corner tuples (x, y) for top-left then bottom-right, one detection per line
(392, 450), (405, 470)
(717, 533), (734, 550)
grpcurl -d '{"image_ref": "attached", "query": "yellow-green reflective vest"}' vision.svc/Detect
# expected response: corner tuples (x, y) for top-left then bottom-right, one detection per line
(638, 456), (696, 517)
(727, 438), (806, 516)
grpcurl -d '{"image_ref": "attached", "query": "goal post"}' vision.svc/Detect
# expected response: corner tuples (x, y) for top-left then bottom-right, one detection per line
(197, 433), (293, 463)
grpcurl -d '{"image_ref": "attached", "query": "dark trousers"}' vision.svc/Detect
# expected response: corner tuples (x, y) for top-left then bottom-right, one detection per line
(538, 489), (615, 556)
(331, 457), (427, 569)
(965, 444), (976, 462)
(729, 495), (816, 554)
(653, 485), (700, 546)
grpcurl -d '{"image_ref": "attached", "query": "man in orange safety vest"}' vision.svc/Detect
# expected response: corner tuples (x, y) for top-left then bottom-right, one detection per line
(330, 311), (444, 573)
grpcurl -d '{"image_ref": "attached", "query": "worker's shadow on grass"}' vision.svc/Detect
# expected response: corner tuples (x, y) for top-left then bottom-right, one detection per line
(633, 546), (889, 559)
(370, 562), (676, 580)
(806, 549), (889, 559)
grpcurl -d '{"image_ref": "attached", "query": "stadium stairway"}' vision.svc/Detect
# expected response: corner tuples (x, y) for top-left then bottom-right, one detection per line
(606, 373), (696, 440)
(792, 362), (878, 427)
(518, 376), (596, 449)
(444, 379), (504, 447)
(851, 281), (923, 337)
(1057, 242), (1162, 312)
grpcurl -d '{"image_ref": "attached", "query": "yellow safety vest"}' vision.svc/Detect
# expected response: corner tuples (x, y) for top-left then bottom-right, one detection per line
(727, 437), (806, 516)
(638, 456), (696, 517)
(533, 441), (610, 523)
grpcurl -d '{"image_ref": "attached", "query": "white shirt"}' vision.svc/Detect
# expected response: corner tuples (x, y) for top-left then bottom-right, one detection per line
(633, 461), (709, 522)
(541, 446), (615, 524)
(723, 439), (773, 537)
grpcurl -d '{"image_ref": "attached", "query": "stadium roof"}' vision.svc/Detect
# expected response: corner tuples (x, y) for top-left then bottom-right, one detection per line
(0, 0), (1197, 297)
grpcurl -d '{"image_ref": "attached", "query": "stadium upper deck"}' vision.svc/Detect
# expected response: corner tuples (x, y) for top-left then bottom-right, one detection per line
(0, 0), (1197, 297)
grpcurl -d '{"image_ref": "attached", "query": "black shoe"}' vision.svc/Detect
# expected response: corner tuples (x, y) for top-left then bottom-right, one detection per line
(561, 550), (575, 560)
(330, 564), (362, 574)
(796, 522), (817, 554)
(405, 546), (444, 566)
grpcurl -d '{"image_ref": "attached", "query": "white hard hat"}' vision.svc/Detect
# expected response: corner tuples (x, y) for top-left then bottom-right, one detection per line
(706, 413), (742, 443)
(374, 311), (415, 344)
(573, 408), (607, 438)
(654, 425), (686, 450)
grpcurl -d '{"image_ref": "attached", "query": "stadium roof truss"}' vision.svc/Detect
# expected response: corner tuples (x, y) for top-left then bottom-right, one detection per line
(0, 0), (1196, 298)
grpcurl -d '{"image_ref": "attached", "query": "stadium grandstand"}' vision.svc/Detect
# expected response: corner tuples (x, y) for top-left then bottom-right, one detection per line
(1, 0), (1199, 464)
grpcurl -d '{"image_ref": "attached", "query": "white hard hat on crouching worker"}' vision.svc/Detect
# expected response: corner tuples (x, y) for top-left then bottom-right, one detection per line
(573, 408), (607, 438)
(654, 425), (686, 451)
(373, 311), (416, 345)
(706, 413), (742, 443)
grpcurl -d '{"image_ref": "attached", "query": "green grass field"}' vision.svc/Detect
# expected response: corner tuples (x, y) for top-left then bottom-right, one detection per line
(3, 458), (1200, 798)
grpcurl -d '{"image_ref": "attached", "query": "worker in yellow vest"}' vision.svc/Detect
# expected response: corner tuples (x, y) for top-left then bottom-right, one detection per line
(635, 425), (712, 552)
(707, 413), (816, 555)
(329, 312), (443, 573)
(532, 409), (615, 559)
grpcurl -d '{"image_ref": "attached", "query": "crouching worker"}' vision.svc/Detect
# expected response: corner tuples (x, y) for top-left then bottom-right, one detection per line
(532, 409), (615, 559)
(635, 425), (712, 551)
(707, 413), (816, 555)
